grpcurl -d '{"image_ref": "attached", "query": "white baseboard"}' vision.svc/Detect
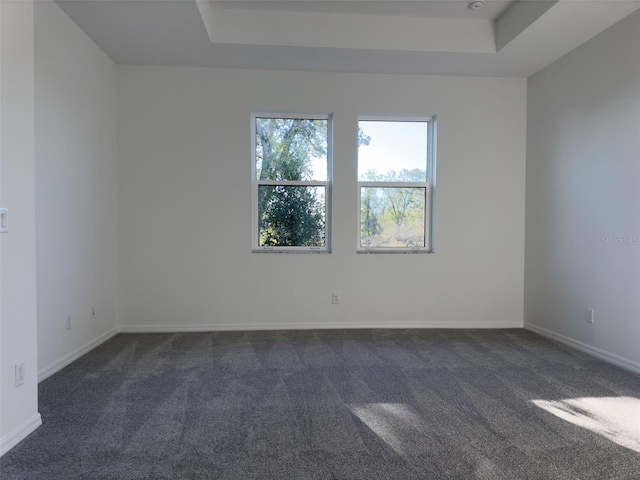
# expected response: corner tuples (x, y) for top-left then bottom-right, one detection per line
(38, 327), (120, 382)
(0, 413), (42, 457)
(119, 320), (523, 333)
(524, 322), (640, 375)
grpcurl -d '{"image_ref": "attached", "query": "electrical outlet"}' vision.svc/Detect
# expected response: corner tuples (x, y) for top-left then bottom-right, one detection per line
(15, 362), (25, 387)
(65, 314), (72, 330)
(332, 293), (340, 305)
(587, 308), (594, 324)
(0, 208), (8, 234)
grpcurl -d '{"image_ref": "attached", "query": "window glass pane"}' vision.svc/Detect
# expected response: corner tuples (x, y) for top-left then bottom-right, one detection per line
(259, 185), (326, 247)
(358, 121), (427, 182)
(255, 118), (328, 181)
(360, 187), (425, 248)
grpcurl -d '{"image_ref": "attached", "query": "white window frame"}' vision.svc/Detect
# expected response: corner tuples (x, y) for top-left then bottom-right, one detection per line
(357, 115), (436, 253)
(252, 112), (333, 253)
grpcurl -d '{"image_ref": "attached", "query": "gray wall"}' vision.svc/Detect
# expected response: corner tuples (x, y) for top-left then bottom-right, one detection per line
(117, 66), (526, 331)
(0, 0), (41, 455)
(35, 1), (119, 380)
(525, 11), (640, 371)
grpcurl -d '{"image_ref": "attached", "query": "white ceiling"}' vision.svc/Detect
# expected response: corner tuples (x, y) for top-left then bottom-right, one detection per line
(56, 0), (640, 77)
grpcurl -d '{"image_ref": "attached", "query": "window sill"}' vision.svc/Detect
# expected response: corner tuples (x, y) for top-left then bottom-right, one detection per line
(357, 249), (433, 254)
(252, 249), (330, 254)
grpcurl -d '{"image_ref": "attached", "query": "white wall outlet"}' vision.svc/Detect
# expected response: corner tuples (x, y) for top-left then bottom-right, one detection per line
(332, 293), (339, 305)
(0, 208), (8, 234)
(65, 314), (72, 330)
(15, 362), (25, 387)
(587, 308), (594, 324)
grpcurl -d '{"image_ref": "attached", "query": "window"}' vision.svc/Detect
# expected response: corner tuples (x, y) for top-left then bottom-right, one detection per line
(252, 113), (332, 252)
(357, 117), (436, 252)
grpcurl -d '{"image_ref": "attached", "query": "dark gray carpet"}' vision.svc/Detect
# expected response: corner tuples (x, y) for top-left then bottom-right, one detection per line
(2, 329), (640, 479)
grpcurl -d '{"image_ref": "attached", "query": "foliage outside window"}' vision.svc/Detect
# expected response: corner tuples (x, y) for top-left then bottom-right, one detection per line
(358, 118), (435, 252)
(253, 114), (331, 251)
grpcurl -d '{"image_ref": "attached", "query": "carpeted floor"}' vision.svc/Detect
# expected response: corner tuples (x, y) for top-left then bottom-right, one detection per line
(1, 329), (640, 479)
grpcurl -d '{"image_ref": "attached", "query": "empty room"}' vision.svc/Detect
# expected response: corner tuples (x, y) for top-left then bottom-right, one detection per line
(1, 0), (639, 478)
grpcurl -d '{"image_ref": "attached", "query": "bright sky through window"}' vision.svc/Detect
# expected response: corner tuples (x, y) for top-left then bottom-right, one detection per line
(358, 121), (428, 179)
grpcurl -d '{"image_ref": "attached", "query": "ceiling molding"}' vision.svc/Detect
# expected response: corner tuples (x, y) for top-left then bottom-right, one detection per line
(200, 6), (496, 53)
(497, 0), (640, 67)
(495, 0), (558, 51)
(56, 0), (640, 77)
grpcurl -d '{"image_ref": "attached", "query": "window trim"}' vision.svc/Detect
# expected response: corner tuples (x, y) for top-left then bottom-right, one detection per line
(356, 115), (436, 253)
(251, 112), (333, 253)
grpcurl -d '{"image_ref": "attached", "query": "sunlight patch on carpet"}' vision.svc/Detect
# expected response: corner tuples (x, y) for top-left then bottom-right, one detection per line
(348, 403), (425, 456)
(532, 396), (640, 453)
